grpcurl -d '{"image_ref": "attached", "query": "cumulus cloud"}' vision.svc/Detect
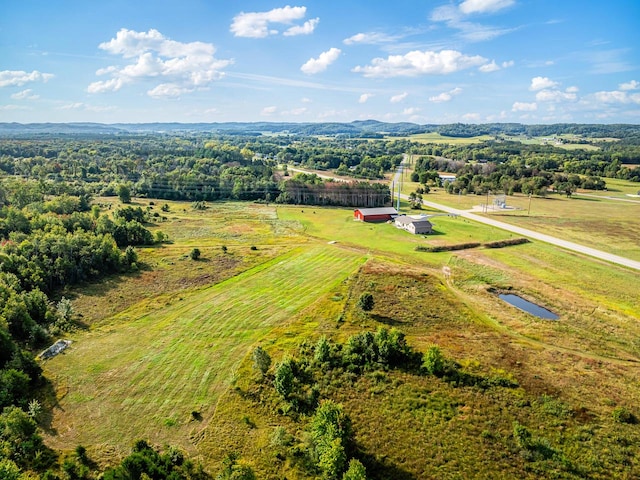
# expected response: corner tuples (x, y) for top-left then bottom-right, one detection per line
(261, 106), (278, 115)
(512, 101), (537, 112)
(429, 87), (462, 103)
(530, 76), (559, 91)
(300, 48), (341, 74)
(619, 80), (639, 91)
(459, 0), (515, 14)
(231, 6), (317, 38)
(593, 90), (640, 104)
(535, 89), (577, 103)
(353, 49), (487, 78)
(0, 70), (54, 88)
(359, 93), (373, 103)
(403, 107), (420, 115)
(479, 59), (514, 72)
(88, 28), (232, 98)
(60, 102), (115, 112)
(10, 89), (39, 100)
(390, 92), (408, 103)
(284, 18), (319, 36)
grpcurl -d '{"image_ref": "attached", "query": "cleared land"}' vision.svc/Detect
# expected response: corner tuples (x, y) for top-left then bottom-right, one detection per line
(43, 200), (640, 478)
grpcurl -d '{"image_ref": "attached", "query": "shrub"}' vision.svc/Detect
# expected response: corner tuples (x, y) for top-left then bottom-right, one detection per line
(190, 248), (201, 261)
(612, 407), (637, 424)
(422, 346), (446, 376)
(252, 346), (271, 377)
(274, 359), (295, 398)
(342, 459), (367, 480)
(357, 293), (374, 311)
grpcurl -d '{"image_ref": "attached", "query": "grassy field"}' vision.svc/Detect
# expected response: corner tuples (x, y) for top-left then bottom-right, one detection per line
(394, 132), (495, 144)
(42, 199), (640, 478)
(400, 171), (640, 261)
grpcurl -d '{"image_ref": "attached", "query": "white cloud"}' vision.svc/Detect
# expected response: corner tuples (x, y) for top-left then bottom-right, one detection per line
(353, 49), (487, 78)
(261, 106), (277, 115)
(60, 102), (116, 112)
(479, 61), (500, 73)
(301, 97), (312, 103)
(512, 101), (537, 112)
(535, 89), (577, 102)
(359, 93), (373, 103)
(0, 70), (54, 88)
(390, 92), (408, 103)
(462, 112), (481, 121)
(429, 87), (462, 103)
(147, 83), (193, 98)
(403, 107), (420, 115)
(565, 86), (579, 93)
(300, 48), (341, 74)
(283, 107), (308, 115)
(619, 80), (639, 91)
(343, 32), (397, 45)
(530, 76), (559, 91)
(593, 90), (640, 104)
(459, 0), (515, 15)
(430, 5), (515, 42)
(10, 89), (39, 100)
(231, 6), (314, 38)
(88, 29), (232, 97)
(284, 18), (319, 36)
(0, 104), (31, 111)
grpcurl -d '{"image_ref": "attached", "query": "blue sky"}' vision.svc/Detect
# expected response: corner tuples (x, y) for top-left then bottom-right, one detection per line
(1, 0), (639, 124)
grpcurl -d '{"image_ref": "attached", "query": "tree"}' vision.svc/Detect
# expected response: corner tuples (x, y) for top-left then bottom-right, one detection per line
(310, 401), (352, 480)
(274, 359), (294, 398)
(357, 293), (374, 312)
(252, 346), (271, 377)
(422, 345), (445, 376)
(342, 459), (367, 480)
(190, 248), (201, 261)
(116, 183), (131, 204)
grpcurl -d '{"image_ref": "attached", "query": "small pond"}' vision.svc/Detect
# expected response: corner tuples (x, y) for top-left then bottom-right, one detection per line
(499, 294), (559, 320)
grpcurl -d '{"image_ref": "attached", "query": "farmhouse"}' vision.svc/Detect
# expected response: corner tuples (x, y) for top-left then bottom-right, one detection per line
(354, 207), (398, 222)
(394, 215), (433, 235)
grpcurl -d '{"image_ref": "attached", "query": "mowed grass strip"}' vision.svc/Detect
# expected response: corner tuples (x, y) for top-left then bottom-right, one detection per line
(44, 244), (365, 453)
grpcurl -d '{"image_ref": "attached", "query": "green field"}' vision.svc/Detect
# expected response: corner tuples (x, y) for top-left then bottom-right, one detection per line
(45, 242), (365, 454)
(42, 200), (640, 478)
(396, 132), (495, 144)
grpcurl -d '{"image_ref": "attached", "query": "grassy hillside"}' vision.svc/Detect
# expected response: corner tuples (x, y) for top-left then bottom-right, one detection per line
(42, 200), (639, 478)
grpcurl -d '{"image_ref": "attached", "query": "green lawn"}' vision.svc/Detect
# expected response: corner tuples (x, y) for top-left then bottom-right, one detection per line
(44, 244), (365, 454)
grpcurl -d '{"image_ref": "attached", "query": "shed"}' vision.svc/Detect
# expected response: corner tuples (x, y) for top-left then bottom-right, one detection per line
(354, 207), (398, 222)
(394, 215), (433, 235)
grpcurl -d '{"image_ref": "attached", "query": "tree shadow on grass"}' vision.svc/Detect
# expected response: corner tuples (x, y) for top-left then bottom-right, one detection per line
(358, 451), (418, 480)
(370, 314), (405, 327)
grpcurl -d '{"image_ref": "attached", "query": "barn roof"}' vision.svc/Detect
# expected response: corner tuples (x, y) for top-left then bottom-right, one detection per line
(394, 215), (433, 226)
(355, 207), (398, 216)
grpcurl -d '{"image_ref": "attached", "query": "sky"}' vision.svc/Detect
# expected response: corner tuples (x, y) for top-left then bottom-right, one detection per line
(1, 0), (639, 124)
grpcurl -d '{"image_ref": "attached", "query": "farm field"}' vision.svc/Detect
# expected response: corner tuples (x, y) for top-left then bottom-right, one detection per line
(42, 200), (640, 478)
(398, 132), (495, 144)
(400, 171), (640, 262)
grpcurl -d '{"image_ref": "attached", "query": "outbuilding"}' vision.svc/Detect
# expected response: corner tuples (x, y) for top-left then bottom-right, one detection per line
(394, 215), (433, 235)
(354, 207), (398, 222)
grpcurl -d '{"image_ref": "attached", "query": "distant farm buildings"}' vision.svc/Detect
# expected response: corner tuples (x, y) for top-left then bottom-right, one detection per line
(394, 215), (433, 235)
(438, 173), (456, 183)
(354, 207), (398, 222)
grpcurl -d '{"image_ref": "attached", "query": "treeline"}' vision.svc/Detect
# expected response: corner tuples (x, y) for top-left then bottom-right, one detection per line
(0, 136), (403, 205)
(278, 174), (390, 207)
(0, 179), (160, 478)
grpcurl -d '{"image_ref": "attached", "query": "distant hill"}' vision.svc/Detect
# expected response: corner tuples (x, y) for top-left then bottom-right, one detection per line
(0, 121), (638, 138)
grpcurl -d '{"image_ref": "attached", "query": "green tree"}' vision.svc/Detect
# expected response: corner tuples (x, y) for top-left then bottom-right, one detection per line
(311, 401), (352, 480)
(116, 184), (131, 204)
(190, 248), (201, 261)
(251, 346), (271, 377)
(357, 293), (374, 312)
(274, 359), (294, 398)
(342, 459), (367, 480)
(422, 345), (445, 376)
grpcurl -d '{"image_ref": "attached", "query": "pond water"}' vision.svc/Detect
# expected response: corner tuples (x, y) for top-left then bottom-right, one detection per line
(499, 294), (559, 320)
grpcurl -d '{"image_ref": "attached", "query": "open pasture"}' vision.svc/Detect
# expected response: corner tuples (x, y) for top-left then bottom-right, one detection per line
(44, 243), (365, 455)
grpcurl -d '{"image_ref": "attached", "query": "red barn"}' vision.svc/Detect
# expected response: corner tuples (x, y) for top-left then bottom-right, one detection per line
(354, 207), (398, 222)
